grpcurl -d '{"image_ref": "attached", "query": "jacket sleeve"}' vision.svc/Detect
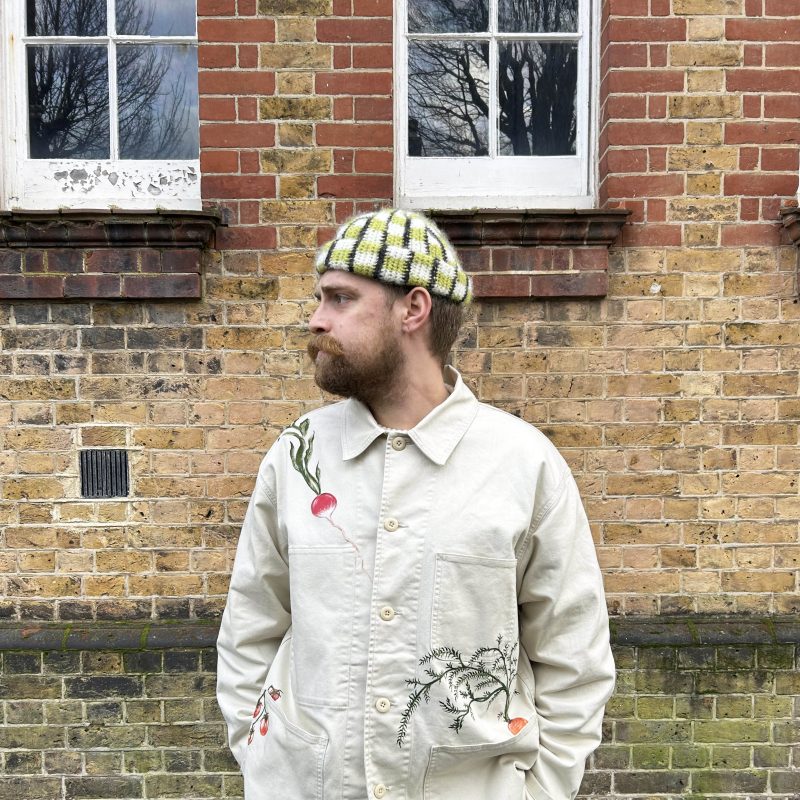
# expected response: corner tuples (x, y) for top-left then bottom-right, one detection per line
(518, 470), (615, 800)
(216, 466), (291, 768)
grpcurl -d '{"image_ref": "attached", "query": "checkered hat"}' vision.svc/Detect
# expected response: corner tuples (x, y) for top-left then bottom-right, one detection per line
(315, 208), (472, 305)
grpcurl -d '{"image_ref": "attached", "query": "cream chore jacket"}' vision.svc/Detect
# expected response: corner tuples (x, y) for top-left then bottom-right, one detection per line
(216, 367), (616, 800)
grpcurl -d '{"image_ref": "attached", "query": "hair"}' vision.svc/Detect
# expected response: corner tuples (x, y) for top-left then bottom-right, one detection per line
(382, 284), (464, 365)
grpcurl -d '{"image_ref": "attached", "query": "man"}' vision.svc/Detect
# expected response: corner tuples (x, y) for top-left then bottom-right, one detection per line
(216, 208), (615, 800)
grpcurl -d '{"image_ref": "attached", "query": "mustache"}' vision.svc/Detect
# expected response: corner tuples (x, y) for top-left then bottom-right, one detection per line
(307, 334), (345, 360)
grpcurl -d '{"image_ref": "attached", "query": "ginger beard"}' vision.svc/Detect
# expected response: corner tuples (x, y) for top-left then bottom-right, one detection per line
(308, 328), (404, 406)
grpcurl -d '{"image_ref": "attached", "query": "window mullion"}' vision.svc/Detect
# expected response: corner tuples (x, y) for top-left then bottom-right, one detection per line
(488, 0), (497, 157)
(107, 0), (119, 159)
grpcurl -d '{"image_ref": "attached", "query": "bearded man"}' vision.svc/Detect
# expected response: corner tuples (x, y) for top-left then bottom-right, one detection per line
(216, 208), (615, 800)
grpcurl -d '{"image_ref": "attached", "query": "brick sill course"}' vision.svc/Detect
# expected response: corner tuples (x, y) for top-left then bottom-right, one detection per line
(0, 209), (221, 301)
(432, 208), (630, 299)
(779, 204), (800, 246)
(0, 615), (796, 651)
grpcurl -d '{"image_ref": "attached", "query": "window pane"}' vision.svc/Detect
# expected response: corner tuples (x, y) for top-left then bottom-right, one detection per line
(27, 45), (110, 158)
(27, 0), (107, 36)
(116, 0), (197, 36)
(498, 42), (577, 156)
(409, 41), (489, 157)
(498, 0), (578, 33)
(408, 0), (488, 34)
(117, 45), (199, 159)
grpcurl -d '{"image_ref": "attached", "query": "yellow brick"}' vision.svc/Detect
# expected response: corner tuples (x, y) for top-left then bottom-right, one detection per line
(687, 173), (721, 195)
(279, 175), (316, 198)
(723, 472), (796, 495)
(686, 122), (723, 145)
(277, 72), (314, 95)
(724, 273), (794, 297)
(260, 200), (334, 224)
(278, 123), (314, 147)
(609, 275), (683, 297)
(688, 16), (725, 40)
(260, 43), (331, 69)
(260, 96), (330, 121)
(671, 44), (741, 67)
(721, 571), (795, 592)
(4, 429), (73, 451)
(606, 474), (680, 495)
(16, 453), (56, 475)
(669, 95), (741, 119)
(607, 374), (681, 396)
(278, 225), (317, 248)
(0, 379), (76, 401)
(80, 427), (127, 447)
(603, 572), (681, 593)
(18, 551), (56, 572)
(205, 277), (278, 301)
(723, 374), (797, 397)
(667, 249), (739, 273)
(276, 18), (315, 41)
(93, 403), (147, 423)
(259, 0), (332, 13)
(669, 197), (739, 222)
(674, 0), (742, 12)
(3, 478), (67, 500)
(205, 328), (284, 350)
(684, 224), (719, 247)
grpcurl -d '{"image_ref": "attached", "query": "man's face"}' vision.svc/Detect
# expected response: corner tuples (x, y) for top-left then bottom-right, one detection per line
(308, 271), (404, 404)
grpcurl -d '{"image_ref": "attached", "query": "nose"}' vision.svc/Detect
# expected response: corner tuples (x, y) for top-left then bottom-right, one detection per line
(309, 302), (329, 335)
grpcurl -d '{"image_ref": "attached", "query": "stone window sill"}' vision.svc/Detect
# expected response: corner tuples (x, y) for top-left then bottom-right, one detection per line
(780, 205), (800, 246)
(432, 209), (630, 299)
(0, 209), (222, 300)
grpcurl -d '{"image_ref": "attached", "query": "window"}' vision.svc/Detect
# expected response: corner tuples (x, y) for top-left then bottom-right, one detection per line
(395, 0), (597, 210)
(0, 0), (200, 210)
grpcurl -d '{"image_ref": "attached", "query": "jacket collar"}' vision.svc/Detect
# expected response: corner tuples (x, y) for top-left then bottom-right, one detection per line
(341, 366), (479, 466)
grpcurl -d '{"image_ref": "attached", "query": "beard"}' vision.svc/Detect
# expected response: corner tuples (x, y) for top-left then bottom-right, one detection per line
(308, 332), (403, 405)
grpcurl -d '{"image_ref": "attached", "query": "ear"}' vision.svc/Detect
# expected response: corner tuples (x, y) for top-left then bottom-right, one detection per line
(399, 287), (432, 335)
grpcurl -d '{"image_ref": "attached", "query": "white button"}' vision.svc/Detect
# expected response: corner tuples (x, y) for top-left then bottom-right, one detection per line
(373, 785), (388, 799)
(383, 517), (399, 532)
(375, 697), (391, 713)
(391, 436), (407, 451)
(379, 606), (395, 621)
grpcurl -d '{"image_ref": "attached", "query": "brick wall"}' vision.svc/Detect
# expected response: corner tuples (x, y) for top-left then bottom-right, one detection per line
(1, 0), (799, 796)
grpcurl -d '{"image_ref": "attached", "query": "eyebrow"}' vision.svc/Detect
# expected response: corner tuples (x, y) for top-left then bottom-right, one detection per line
(313, 282), (360, 301)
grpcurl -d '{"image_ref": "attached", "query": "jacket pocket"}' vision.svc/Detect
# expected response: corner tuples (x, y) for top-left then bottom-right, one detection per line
(430, 553), (518, 656)
(423, 714), (539, 800)
(288, 545), (355, 707)
(244, 694), (328, 800)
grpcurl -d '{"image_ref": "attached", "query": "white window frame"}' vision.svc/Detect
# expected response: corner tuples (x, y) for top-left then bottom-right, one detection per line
(394, 0), (599, 210)
(0, 0), (201, 211)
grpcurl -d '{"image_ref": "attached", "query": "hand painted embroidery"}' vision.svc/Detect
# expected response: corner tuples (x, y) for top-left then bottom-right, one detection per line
(397, 635), (527, 747)
(282, 419), (371, 580)
(248, 685), (281, 744)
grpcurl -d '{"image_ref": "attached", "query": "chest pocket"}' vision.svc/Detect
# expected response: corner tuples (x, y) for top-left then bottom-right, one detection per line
(430, 553), (519, 658)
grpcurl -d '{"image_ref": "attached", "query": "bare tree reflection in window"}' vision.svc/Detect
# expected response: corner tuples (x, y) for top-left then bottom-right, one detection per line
(27, 0), (198, 160)
(408, 0), (578, 158)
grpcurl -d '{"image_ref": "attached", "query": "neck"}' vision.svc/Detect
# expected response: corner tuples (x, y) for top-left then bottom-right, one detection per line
(366, 361), (450, 430)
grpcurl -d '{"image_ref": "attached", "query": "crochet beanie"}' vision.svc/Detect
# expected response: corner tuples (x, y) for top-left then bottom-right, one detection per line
(315, 208), (472, 305)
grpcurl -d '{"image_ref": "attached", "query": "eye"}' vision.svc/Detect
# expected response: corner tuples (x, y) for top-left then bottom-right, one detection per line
(334, 293), (350, 305)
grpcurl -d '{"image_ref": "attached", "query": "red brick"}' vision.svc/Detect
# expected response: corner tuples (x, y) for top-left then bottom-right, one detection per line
(202, 175), (276, 199)
(240, 202), (260, 225)
(317, 18), (392, 43)
(353, 45), (392, 69)
(603, 95), (648, 119)
(197, 0), (236, 13)
(334, 97), (354, 120)
(647, 199), (667, 222)
(239, 44), (259, 69)
(609, 0), (648, 13)
(199, 70), (275, 96)
(492, 248), (570, 272)
(64, 274), (121, 298)
(743, 45), (762, 67)
(612, 44), (649, 71)
(724, 173), (798, 197)
(0, 251), (23, 274)
(574, 248), (609, 271)
(741, 198), (759, 221)
(607, 18), (686, 43)
(727, 69), (800, 92)
(604, 148), (648, 173)
(353, 0), (392, 14)
(238, 97), (258, 121)
(160, 251), (202, 274)
(605, 174), (684, 198)
(648, 95), (667, 119)
(0, 275), (63, 299)
(726, 122), (800, 145)
(761, 148), (799, 172)
(200, 97), (236, 121)
(200, 150), (240, 174)
(765, 44), (800, 67)
(531, 271), (608, 297)
(473, 273), (532, 298)
(762, 197), (782, 219)
(215, 227), (277, 250)
(650, 0), (670, 14)
(200, 123), (275, 148)
(199, 45), (237, 69)
(649, 44), (668, 67)
(744, 0), (761, 13)
(607, 121), (684, 146)
(743, 94), (762, 118)
(354, 150), (393, 173)
(765, 95), (800, 119)
(649, 147), (667, 171)
(607, 69), (684, 93)
(240, 151), (260, 173)
(621, 224), (682, 246)
(123, 274), (201, 299)
(354, 97), (393, 121)
(739, 146), (759, 170)
(198, 18), (275, 43)
(765, 0), (800, 14)
(47, 249), (85, 274)
(721, 223), (782, 246)
(334, 46), (352, 69)
(316, 71), (392, 95)
(317, 175), (392, 198)
(726, 19), (800, 41)
(239, 0), (256, 12)
(85, 250), (138, 273)
(333, 0), (351, 12)
(316, 123), (392, 146)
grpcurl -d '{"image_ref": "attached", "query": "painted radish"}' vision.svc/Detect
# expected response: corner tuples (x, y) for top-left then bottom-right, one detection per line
(259, 715), (269, 736)
(310, 492), (337, 518)
(253, 702), (262, 719)
(507, 717), (528, 735)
